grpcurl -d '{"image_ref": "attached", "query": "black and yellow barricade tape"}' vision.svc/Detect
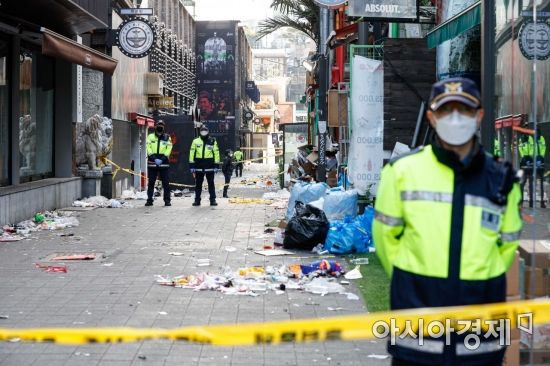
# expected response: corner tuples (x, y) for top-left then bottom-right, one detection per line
(100, 157), (284, 191)
(0, 299), (549, 345)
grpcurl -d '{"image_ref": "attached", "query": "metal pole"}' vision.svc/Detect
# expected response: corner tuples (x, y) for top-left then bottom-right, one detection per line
(481, 0), (495, 150)
(528, 6), (538, 364)
(411, 101), (426, 148)
(317, 7), (329, 183)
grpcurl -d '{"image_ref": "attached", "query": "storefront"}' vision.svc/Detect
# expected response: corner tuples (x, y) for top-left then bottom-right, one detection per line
(0, 0), (117, 225)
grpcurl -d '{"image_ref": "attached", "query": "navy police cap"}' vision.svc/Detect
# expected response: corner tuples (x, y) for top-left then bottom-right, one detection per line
(429, 77), (481, 111)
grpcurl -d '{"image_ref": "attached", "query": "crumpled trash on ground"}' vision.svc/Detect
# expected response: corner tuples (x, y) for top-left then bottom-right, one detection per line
(121, 189), (148, 200)
(156, 262), (356, 299)
(73, 196), (128, 208)
(35, 263), (67, 273)
(12, 211), (79, 235)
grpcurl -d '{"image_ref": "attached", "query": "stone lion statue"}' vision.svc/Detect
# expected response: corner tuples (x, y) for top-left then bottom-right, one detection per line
(75, 114), (113, 170)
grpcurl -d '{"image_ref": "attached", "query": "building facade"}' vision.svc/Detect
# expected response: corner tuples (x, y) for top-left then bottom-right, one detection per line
(0, 0), (117, 225)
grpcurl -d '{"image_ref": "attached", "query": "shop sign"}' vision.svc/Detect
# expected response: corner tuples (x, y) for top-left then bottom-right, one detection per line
(116, 17), (156, 58)
(120, 8), (153, 16)
(148, 96), (174, 109)
(519, 20), (550, 61)
(314, 0), (347, 8)
(348, 0), (418, 21)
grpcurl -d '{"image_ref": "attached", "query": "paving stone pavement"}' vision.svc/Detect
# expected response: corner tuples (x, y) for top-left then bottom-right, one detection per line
(0, 174), (390, 366)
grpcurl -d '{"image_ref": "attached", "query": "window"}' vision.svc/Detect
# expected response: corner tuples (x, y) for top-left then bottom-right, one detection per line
(0, 37), (8, 186)
(19, 45), (54, 181)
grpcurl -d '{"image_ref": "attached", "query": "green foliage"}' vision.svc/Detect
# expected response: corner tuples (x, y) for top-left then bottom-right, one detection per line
(349, 253), (390, 312)
(257, 0), (320, 47)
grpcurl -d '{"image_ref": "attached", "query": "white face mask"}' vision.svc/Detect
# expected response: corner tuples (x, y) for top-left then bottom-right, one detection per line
(200, 130), (208, 137)
(434, 110), (478, 146)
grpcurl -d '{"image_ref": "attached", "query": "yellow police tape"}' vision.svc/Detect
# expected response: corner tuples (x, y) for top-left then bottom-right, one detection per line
(0, 299), (548, 345)
(100, 157), (284, 190)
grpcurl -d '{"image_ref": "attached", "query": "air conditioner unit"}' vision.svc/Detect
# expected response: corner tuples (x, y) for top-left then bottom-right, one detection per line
(145, 73), (164, 96)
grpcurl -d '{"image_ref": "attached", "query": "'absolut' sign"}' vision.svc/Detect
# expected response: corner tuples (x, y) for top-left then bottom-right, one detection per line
(348, 0), (418, 21)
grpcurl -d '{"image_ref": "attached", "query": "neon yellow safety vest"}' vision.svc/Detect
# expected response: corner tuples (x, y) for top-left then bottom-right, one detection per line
(373, 143), (522, 363)
(528, 136), (546, 157)
(493, 138), (500, 156)
(146, 133), (172, 159)
(234, 150), (243, 162)
(189, 136), (220, 169)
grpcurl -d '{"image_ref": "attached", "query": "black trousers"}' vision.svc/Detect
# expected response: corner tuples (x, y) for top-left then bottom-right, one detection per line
(195, 171), (216, 202)
(223, 173), (231, 196)
(235, 163), (243, 177)
(147, 166), (170, 203)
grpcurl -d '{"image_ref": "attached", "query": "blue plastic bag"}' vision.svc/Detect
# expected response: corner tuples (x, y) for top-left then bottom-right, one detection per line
(286, 182), (328, 219)
(323, 187), (358, 220)
(324, 207), (375, 254)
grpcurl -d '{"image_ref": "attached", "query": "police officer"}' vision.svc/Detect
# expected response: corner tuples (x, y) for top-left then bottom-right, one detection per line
(233, 148), (244, 177)
(493, 136), (501, 157)
(520, 132), (546, 208)
(145, 120), (173, 206)
(222, 149), (234, 198)
(189, 125), (220, 206)
(373, 78), (522, 366)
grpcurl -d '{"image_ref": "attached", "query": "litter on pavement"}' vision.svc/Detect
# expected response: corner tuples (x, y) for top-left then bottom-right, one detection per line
(155, 260), (358, 300)
(73, 196), (129, 208)
(35, 263), (67, 273)
(228, 197), (273, 205)
(1, 212), (80, 240)
(344, 266), (363, 280)
(254, 249), (294, 256)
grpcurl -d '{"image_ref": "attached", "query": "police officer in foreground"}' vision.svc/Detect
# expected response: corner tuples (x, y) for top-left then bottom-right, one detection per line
(145, 120), (173, 206)
(189, 125), (220, 206)
(373, 78), (522, 366)
(234, 148), (244, 177)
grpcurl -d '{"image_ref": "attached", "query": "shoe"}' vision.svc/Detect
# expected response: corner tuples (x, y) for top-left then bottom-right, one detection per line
(223, 194), (228, 198)
(192, 201), (201, 206)
(164, 202), (171, 207)
(145, 201), (153, 207)
(210, 201), (218, 206)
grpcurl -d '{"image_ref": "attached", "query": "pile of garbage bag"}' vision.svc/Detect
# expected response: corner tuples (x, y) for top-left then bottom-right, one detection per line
(324, 208), (375, 255)
(283, 202), (329, 250)
(309, 187), (358, 221)
(286, 182), (328, 219)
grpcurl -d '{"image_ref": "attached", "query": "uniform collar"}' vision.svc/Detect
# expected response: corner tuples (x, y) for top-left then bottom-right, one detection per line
(431, 137), (485, 173)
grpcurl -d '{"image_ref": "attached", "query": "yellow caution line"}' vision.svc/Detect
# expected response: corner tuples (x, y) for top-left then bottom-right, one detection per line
(100, 157), (284, 190)
(0, 299), (548, 345)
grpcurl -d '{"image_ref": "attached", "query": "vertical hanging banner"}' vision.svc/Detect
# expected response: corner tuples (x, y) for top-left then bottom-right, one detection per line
(348, 56), (384, 195)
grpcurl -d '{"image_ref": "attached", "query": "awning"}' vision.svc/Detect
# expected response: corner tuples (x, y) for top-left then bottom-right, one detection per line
(0, 0), (107, 35)
(426, 2), (481, 49)
(128, 113), (155, 128)
(42, 28), (118, 75)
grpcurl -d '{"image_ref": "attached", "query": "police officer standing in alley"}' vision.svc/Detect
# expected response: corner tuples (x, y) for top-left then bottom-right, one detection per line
(233, 148), (244, 177)
(373, 78), (522, 365)
(145, 120), (172, 206)
(189, 125), (220, 206)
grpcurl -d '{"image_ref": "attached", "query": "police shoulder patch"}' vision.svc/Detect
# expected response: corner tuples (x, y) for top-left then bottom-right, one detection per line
(389, 146), (425, 166)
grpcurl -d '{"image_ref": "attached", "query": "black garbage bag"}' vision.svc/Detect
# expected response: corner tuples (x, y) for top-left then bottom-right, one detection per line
(283, 201), (329, 250)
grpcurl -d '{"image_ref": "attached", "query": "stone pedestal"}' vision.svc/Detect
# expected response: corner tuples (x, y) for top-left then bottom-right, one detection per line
(77, 169), (103, 198)
(101, 165), (113, 199)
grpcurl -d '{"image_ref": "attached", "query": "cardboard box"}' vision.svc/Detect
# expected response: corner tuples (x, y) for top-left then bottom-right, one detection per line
(507, 252), (520, 296)
(503, 339), (519, 366)
(327, 171), (337, 187)
(519, 240), (550, 268)
(524, 266), (550, 298)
